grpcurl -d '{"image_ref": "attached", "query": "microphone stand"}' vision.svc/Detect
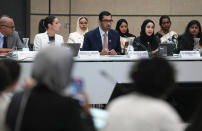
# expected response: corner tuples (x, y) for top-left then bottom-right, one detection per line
(147, 42), (152, 57)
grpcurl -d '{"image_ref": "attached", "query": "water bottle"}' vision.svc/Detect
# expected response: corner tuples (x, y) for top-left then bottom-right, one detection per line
(126, 38), (134, 55)
(22, 38), (29, 51)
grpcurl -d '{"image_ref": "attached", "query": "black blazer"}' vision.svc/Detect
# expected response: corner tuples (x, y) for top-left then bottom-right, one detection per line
(6, 85), (95, 131)
(81, 27), (121, 54)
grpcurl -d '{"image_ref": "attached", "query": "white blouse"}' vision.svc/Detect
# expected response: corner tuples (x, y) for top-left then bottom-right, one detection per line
(67, 32), (84, 48)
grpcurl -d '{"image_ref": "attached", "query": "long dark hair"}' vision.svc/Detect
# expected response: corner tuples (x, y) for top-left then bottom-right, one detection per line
(184, 20), (202, 38)
(130, 57), (175, 98)
(116, 19), (129, 36)
(38, 15), (56, 33)
(115, 19), (135, 37)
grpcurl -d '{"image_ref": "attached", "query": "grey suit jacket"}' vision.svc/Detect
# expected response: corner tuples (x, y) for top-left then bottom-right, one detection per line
(7, 31), (24, 49)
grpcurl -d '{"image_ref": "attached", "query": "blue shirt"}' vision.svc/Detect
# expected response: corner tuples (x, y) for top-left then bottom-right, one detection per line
(0, 32), (4, 48)
(99, 27), (108, 47)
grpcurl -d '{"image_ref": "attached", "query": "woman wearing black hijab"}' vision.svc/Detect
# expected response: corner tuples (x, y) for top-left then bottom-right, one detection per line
(133, 19), (159, 55)
(116, 19), (136, 54)
(178, 20), (202, 51)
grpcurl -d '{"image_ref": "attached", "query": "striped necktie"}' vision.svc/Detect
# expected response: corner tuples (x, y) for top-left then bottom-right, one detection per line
(103, 32), (108, 50)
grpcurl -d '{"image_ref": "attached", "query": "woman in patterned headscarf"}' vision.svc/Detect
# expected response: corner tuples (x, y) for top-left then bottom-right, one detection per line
(6, 47), (95, 131)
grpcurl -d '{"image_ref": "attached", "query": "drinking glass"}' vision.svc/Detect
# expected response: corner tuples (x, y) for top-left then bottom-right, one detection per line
(22, 38), (30, 51)
(159, 46), (167, 57)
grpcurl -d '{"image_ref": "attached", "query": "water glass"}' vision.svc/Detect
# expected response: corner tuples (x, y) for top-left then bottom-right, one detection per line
(12, 46), (18, 57)
(22, 38), (29, 48)
(159, 46), (167, 57)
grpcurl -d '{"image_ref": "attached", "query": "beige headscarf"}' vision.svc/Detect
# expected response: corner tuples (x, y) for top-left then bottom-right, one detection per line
(76, 17), (88, 35)
(32, 46), (74, 96)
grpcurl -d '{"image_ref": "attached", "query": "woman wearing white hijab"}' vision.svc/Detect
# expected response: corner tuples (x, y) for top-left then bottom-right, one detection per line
(67, 17), (88, 48)
(5, 47), (95, 131)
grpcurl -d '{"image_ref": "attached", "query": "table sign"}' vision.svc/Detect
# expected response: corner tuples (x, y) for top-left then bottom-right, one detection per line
(180, 51), (200, 58)
(17, 51), (38, 61)
(128, 51), (149, 59)
(79, 51), (100, 59)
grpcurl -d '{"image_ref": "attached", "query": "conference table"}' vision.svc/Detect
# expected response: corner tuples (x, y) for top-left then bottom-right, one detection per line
(15, 55), (202, 104)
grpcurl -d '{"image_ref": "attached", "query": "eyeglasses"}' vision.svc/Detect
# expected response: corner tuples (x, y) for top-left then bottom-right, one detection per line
(1, 25), (15, 29)
(79, 22), (88, 25)
(102, 19), (113, 23)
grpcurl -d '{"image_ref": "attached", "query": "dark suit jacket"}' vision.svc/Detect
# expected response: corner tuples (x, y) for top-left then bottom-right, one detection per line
(81, 27), (121, 54)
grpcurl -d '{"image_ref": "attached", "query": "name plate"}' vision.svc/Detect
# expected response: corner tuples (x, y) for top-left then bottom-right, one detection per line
(79, 51), (100, 58)
(17, 51), (38, 61)
(128, 51), (149, 58)
(180, 51), (200, 58)
(22, 48), (30, 51)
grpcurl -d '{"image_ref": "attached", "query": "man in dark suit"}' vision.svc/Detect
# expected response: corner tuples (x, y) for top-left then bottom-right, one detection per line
(82, 11), (121, 55)
(0, 16), (23, 49)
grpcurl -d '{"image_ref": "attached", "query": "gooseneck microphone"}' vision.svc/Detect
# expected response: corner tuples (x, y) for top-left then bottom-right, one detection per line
(100, 70), (118, 84)
(147, 42), (152, 57)
(172, 34), (178, 48)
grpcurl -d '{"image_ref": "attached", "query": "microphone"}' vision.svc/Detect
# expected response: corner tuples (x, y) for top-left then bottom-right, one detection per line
(147, 42), (151, 51)
(100, 70), (118, 84)
(172, 34), (178, 41)
(172, 34), (178, 47)
(147, 42), (152, 57)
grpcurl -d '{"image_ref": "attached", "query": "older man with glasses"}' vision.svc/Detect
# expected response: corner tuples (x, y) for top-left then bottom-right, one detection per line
(0, 15), (23, 51)
(82, 11), (121, 55)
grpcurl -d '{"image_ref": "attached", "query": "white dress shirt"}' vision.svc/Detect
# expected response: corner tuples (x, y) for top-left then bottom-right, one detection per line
(99, 27), (108, 48)
(0, 32), (5, 48)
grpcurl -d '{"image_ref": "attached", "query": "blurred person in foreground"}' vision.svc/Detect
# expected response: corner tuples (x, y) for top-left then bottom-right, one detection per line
(5, 47), (95, 131)
(102, 57), (185, 131)
(0, 59), (21, 131)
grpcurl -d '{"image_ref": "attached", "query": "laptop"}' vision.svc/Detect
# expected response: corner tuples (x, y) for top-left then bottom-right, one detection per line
(62, 43), (81, 56)
(159, 43), (176, 56)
